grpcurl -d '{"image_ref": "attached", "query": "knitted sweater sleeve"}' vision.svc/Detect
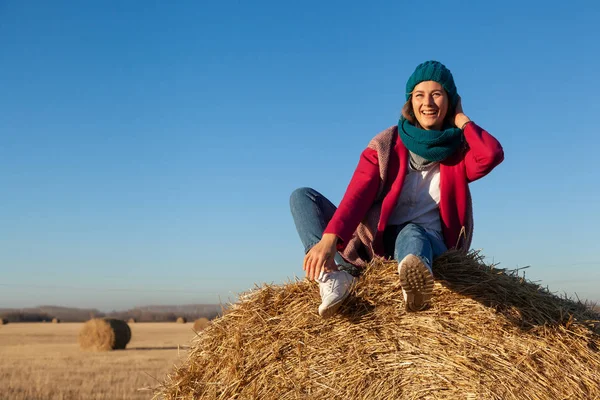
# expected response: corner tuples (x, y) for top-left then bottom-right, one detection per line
(323, 147), (380, 250)
(463, 122), (504, 182)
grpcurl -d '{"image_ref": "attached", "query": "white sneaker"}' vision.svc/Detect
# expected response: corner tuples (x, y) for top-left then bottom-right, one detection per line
(316, 270), (355, 319)
(398, 254), (434, 312)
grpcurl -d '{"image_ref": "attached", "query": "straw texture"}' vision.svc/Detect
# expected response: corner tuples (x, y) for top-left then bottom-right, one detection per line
(157, 251), (600, 400)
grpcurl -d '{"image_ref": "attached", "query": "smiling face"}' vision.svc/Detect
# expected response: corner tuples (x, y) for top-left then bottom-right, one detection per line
(411, 81), (449, 131)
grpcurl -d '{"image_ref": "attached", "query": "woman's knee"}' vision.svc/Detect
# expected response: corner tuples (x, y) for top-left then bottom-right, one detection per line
(397, 223), (427, 240)
(290, 187), (316, 210)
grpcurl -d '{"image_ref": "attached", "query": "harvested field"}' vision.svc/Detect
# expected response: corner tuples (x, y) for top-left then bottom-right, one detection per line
(159, 251), (600, 400)
(0, 322), (197, 400)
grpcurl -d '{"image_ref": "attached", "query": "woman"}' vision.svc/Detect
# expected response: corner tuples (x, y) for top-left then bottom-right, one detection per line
(290, 61), (504, 318)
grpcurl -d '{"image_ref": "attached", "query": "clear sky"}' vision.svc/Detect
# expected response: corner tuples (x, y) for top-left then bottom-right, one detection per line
(1, 1), (599, 311)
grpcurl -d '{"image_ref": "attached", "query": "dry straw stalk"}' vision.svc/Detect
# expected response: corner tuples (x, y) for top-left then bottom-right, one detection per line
(79, 318), (131, 351)
(157, 250), (600, 400)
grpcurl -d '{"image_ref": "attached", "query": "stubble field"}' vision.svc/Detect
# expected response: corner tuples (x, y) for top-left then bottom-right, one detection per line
(0, 322), (197, 400)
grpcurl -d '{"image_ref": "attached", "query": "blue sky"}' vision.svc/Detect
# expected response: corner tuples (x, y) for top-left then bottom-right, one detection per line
(1, 1), (599, 311)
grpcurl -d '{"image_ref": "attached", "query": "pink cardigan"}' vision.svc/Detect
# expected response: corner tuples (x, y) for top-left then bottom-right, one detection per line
(324, 122), (504, 265)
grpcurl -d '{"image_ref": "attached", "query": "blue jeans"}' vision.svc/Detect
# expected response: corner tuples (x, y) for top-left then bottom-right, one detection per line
(382, 223), (447, 272)
(289, 187), (361, 276)
(289, 187), (447, 275)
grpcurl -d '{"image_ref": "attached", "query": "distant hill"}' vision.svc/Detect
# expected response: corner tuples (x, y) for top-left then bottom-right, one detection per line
(107, 304), (223, 322)
(130, 304), (223, 314)
(0, 306), (102, 323)
(0, 304), (223, 323)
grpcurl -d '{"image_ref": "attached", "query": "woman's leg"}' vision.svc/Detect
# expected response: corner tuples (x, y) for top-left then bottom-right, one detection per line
(289, 187), (359, 276)
(290, 187), (358, 318)
(390, 223), (448, 311)
(392, 223), (447, 270)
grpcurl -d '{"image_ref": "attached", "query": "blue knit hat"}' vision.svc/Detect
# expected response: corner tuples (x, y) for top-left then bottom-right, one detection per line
(405, 61), (459, 107)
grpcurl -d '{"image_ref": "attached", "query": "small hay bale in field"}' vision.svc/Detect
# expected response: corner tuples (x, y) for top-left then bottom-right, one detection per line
(158, 250), (600, 400)
(176, 317), (187, 324)
(79, 318), (131, 351)
(0, 318), (7, 325)
(51, 318), (60, 324)
(128, 318), (136, 324)
(193, 317), (210, 332)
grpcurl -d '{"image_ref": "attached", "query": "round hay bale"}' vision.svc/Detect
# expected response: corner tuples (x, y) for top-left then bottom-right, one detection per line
(158, 250), (600, 400)
(128, 318), (136, 324)
(0, 318), (7, 325)
(79, 318), (131, 351)
(51, 318), (60, 324)
(176, 317), (187, 324)
(193, 317), (210, 332)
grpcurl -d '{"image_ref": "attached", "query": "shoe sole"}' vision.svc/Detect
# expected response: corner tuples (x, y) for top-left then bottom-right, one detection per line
(399, 255), (434, 312)
(318, 286), (353, 319)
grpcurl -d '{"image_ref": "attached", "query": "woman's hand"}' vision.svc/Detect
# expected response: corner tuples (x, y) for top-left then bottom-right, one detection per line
(303, 233), (339, 281)
(454, 97), (471, 129)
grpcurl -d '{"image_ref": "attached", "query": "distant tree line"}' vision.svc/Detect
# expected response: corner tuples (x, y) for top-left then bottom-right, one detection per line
(1, 311), (55, 322)
(106, 310), (221, 322)
(0, 304), (222, 323)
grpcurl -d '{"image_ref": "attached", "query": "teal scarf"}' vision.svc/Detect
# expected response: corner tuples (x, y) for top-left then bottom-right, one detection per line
(398, 117), (463, 162)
